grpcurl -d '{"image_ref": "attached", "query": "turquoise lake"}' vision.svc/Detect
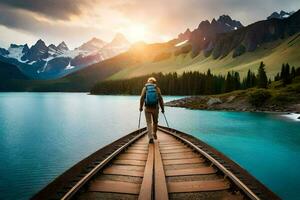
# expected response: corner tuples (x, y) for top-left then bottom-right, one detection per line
(0, 93), (299, 200)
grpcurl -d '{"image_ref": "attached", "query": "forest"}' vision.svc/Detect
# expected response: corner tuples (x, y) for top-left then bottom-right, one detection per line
(90, 62), (300, 95)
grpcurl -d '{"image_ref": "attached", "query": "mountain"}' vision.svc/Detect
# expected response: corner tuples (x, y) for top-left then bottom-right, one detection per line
(77, 38), (107, 51)
(178, 15), (243, 55)
(267, 10), (294, 20)
(0, 60), (28, 91)
(0, 34), (131, 80)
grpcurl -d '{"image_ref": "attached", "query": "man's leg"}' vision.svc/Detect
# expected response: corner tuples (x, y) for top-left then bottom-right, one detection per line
(152, 109), (159, 140)
(144, 110), (153, 141)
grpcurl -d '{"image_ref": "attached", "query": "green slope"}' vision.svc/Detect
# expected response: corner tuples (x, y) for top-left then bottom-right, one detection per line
(109, 33), (300, 80)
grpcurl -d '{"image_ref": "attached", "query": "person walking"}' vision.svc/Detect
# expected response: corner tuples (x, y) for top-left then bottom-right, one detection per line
(139, 77), (164, 143)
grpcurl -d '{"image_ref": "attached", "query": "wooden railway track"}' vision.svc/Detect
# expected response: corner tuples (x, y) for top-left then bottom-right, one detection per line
(32, 126), (280, 200)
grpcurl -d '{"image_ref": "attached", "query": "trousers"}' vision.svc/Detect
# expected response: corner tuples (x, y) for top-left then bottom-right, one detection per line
(144, 108), (159, 140)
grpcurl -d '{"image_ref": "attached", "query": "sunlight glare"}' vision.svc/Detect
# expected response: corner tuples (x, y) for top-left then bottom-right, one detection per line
(127, 24), (147, 42)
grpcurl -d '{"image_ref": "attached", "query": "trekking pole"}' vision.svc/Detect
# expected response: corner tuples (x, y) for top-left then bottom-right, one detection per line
(138, 111), (142, 130)
(163, 112), (170, 128)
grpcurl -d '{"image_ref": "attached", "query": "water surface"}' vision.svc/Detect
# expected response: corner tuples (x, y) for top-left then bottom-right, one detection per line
(0, 93), (299, 200)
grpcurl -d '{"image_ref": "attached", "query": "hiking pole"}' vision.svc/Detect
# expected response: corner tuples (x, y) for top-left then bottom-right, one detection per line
(138, 111), (142, 130)
(163, 112), (170, 128)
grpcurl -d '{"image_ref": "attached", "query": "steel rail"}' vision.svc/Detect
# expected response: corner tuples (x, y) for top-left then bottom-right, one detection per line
(61, 130), (147, 200)
(158, 127), (260, 200)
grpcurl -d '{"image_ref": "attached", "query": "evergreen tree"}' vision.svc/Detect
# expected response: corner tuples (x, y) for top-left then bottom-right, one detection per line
(296, 67), (300, 77)
(257, 62), (268, 88)
(291, 66), (296, 79)
(274, 73), (280, 81)
(225, 72), (233, 92)
(282, 63), (292, 85)
(280, 64), (285, 80)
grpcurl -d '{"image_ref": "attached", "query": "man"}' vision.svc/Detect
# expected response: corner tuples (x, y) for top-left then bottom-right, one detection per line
(139, 77), (164, 143)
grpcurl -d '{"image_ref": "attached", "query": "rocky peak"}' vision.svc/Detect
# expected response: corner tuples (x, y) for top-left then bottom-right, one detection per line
(217, 15), (243, 29)
(23, 39), (48, 61)
(22, 44), (29, 53)
(78, 37), (107, 51)
(110, 33), (130, 46)
(198, 20), (210, 29)
(267, 10), (294, 20)
(35, 39), (47, 49)
(48, 44), (57, 50)
(57, 41), (69, 51)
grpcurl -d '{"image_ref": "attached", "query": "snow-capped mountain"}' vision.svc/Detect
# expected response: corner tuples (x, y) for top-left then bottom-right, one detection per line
(267, 10), (295, 20)
(0, 33), (131, 79)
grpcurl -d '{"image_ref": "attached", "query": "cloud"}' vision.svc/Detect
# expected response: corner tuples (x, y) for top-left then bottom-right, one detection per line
(0, 0), (94, 20)
(0, 0), (299, 48)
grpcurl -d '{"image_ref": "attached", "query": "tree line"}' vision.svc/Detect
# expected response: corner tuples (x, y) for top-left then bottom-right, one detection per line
(90, 62), (300, 95)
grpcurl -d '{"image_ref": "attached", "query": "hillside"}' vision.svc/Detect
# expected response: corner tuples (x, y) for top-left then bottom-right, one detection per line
(0, 61), (28, 91)
(109, 33), (300, 80)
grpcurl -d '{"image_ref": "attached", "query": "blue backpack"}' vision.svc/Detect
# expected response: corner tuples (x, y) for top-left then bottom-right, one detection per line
(145, 84), (158, 107)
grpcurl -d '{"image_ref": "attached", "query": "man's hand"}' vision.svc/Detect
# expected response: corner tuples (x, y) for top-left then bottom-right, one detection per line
(139, 107), (143, 112)
(161, 109), (165, 113)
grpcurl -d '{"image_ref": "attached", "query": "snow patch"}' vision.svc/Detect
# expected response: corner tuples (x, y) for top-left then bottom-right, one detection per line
(175, 40), (188, 47)
(65, 62), (75, 70)
(28, 60), (36, 65)
(7, 46), (26, 62)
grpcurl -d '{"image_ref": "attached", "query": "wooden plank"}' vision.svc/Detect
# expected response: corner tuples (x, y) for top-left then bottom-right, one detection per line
(154, 141), (169, 200)
(118, 154), (147, 161)
(89, 180), (140, 194)
(159, 144), (181, 146)
(165, 167), (216, 176)
(159, 146), (187, 150)
(162, 153), (198, 160)
(129, 147), (148, 151)
(103, 167), (144, 177)
(163, 158), (205, 165)
(159, 143), (182, 146)
(130, 145), (148, 148)
(138, 143), (154, 200)
(126, 150), (148, 154)
(114, 159), (146, 166)
(106, 165), (145, 171)
(160, 149), (193, 154)
(162, 152), (198, 157)
(168, 180), (230, 193)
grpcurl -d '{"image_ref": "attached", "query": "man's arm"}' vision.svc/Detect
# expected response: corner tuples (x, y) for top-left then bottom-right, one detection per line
(139, 87), (146, 111)
(157, 87), (164, 112)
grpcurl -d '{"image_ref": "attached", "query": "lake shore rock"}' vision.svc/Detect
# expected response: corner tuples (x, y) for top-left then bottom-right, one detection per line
(165, 94), (300, 113)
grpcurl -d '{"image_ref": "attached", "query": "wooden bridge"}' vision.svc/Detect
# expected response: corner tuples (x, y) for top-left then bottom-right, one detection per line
(32, 126), (280, 200)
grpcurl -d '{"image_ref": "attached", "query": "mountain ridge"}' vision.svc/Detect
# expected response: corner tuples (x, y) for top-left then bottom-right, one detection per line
(0, 33), (131, 80)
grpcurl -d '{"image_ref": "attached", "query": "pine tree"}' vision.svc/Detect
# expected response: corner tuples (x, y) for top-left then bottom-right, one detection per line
(291, 66), (296, 79)
(282, 63), (292, 85)
(296, 67), (300, 77)
(257, 62), (268, 88)
(274, 73), (280, 81)
(225, 72), (232, 92)
(280, 64), (285, 80)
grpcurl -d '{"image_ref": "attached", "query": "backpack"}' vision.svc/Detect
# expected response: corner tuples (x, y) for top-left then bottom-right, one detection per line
(145, 83), (158, 107)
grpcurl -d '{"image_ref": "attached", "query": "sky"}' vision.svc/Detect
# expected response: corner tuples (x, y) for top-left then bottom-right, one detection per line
(0, 0), (299, 49)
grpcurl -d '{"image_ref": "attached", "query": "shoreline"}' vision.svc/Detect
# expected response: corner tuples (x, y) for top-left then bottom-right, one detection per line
(165, 95), (300, 115)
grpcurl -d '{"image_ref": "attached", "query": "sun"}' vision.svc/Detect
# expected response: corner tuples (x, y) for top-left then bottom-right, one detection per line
(126, 24), (147, 42)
